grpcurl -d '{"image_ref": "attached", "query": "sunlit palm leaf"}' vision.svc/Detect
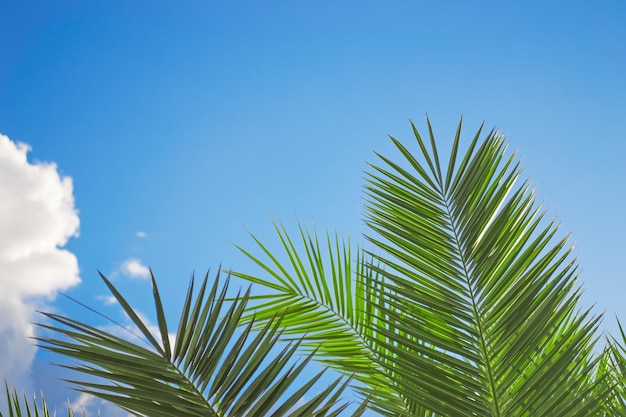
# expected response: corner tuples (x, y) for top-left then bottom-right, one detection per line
(363, 117), (606, 416)
(599, 319), (626, 414)
(36, 270), (359, 417)
(229, 223), (408, 410)
(231, 225), (378, 364)
(231, 117), (613, 416)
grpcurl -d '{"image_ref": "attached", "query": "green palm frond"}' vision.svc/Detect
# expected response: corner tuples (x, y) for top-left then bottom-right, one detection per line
(232, 224), (376, 361)
(599, 319), (626, 414)
(230, 117), (612, 416)
(1, 382), (79, 417)
(36, 270), (360, 417)
(229, 223), (403, 408)
(363, 117), (606, 416)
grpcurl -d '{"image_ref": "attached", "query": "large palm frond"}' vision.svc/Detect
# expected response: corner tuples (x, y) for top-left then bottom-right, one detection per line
(36, 270), (361, 417)
(230, 117), (611, 416)
(363, 118), (606, 416)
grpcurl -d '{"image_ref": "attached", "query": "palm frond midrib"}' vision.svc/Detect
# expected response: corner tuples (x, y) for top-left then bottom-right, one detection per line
(274, 286), (373, 351)
(439, 187), (504, 417)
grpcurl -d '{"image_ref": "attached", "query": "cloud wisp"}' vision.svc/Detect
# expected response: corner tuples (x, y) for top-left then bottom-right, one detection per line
(96, 294), (118, 306)
(0, 134), (80, 396)
(71, 392), (134, 417)
(96, 258), (151, 307)
(120, 258), (150, 279)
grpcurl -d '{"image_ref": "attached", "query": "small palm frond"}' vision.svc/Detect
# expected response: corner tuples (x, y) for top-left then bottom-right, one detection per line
(598, 319), (626, 414)
(36, 270), (358, 417)
(1, 382), (76, 417)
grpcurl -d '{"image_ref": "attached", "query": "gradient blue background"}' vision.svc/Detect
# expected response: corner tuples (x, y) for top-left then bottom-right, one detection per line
(1, 1), (625, 414)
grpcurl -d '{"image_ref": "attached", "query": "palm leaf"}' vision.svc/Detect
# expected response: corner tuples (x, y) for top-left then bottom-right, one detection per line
(1, 382), (78, 417)
(363, 117), (605, 416)
(230, 117), (612, 416)
(36, 270), (361, 417)
(229, 223), (407, 410)
(597, 319), (626, 414)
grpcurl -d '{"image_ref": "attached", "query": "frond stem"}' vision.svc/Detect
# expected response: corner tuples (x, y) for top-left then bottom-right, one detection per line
(268, 284), (412, 412)
(442, 192), (502, 417)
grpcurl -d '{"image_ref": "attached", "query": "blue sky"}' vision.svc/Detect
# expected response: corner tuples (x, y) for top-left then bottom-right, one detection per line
(1, 1), (625, 414)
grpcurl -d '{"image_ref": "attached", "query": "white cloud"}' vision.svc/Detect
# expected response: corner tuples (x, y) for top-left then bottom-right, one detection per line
(71, 392), (134, 417)
(136, 231), (147, 238)
(120, 258), (150, 279)
(70, 392), (94, 413)
(96, 294), (118, 306)
(0, 134), (80, 398)
(100, 309), (176, 350)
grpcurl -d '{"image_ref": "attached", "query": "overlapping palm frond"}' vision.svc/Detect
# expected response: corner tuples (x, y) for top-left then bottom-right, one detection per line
(36, 270), (361, 417)
(229, 224), (401, 409)
(232, 225), (375, 364)
(598, 319), (626, 414)
(230, 117), (613, 416)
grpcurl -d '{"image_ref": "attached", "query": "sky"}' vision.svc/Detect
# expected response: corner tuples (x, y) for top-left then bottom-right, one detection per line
(1, 1), (625, 415)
